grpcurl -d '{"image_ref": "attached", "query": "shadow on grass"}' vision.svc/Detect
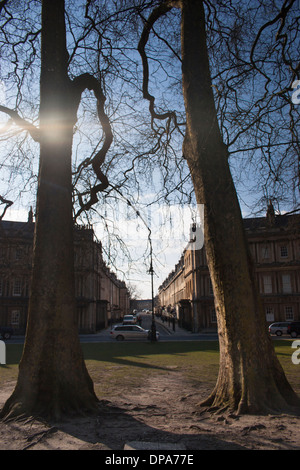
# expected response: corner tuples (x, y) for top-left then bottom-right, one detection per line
(80, 341), (220, 372)
(92, 355), (179, 372)
(82, 340), (219, 359)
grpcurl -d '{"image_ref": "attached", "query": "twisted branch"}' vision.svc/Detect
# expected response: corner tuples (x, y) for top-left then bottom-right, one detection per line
(0, 195), (13, 220)
(71, 73), (112, 219)
(138, 1), (179, 129)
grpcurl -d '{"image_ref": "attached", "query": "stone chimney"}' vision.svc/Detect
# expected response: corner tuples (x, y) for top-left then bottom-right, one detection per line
(28, 206), (33, 223)
(266, 200), (275, 225)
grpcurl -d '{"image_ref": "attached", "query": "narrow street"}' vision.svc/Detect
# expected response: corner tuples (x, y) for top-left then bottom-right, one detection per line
(5, 313), (293, 344)
(86, 312), (219, 342)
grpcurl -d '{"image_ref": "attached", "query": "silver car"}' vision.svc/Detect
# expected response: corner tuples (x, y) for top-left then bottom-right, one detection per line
(268, 322), (291, 336)
(110, 324), (159, 341)
(122, 314), (136, 325)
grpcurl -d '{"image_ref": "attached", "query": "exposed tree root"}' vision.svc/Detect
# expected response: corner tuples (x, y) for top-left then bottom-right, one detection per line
(0, 390), (100, 423)
(22, 426), (58, 450)
(197, 390), (300, 417)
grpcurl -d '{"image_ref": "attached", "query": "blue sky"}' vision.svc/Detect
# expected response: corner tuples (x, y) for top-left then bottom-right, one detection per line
(1, 0), (299, 299)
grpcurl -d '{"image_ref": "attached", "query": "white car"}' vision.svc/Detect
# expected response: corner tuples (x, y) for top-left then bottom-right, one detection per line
(268, 322), (291, 336)
(122, 314), (136, 325)
(110, 324), (159, 341)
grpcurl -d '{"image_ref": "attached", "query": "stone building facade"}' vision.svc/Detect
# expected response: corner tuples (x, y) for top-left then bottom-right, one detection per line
(0, 213), (130, 334)
(158, 212), (300, 332)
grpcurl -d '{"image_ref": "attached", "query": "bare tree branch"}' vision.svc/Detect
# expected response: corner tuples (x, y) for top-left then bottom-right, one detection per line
(71, 73), (112, 219)
(0, 195), (13, 220)
(0, 0), (9, 14)
(137, 2), (177, 127)
(0, 106), (40, 142)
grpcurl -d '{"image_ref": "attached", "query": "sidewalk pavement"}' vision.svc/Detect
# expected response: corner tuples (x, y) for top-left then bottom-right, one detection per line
(154, 316), (194, 336)
(148, 316), (218, 336)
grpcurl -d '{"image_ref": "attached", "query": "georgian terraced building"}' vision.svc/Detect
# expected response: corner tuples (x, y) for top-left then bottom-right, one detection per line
(158, 210), (300, 332)
(0, 211), (130, 334)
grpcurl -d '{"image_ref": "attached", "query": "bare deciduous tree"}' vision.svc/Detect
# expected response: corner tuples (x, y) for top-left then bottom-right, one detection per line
(0, 0), (111, 419)
(0, 0), (299, 420)
(137, 0), (300, 414)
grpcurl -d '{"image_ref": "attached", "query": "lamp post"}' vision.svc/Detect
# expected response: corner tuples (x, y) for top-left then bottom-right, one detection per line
(149, 258), (157, 342)
(109, 187), (157, 340)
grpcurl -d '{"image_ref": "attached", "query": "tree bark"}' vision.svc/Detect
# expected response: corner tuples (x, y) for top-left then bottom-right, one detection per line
(0, 0), (98, 420)
(181, 0), (300, 414)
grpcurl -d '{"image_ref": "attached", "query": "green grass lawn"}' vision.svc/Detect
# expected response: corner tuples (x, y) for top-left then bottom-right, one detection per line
(1, 340), (299, 399)
(83, 341), (221, 397)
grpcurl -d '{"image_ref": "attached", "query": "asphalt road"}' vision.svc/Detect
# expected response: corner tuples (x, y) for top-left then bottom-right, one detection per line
(5, 316), (218, 344)
(3, 314), (293, 344)
(5, 332), (218, 344)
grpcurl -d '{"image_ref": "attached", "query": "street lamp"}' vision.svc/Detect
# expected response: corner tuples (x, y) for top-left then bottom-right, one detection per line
(109, 187), (157, 340)
(148, 259), (157, 342)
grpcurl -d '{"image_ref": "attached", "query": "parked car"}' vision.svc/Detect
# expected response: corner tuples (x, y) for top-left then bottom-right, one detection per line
(110, 324), (159, 341)
(122, 314), (136, 325)
(287, 322), (300, 338)
(0, 327), (13, 340)
(268, 322), (291, 336)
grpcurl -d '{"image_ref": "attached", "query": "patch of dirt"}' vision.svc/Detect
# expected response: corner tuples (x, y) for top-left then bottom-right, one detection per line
(0, 373), (300, 450)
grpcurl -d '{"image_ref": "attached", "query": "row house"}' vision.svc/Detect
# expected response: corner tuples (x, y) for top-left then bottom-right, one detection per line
(0, 212), (130, 334)
(158, 210), (300, 332)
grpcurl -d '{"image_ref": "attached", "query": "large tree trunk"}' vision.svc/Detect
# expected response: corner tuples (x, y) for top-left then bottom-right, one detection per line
(181, 0), (300, 414)
(0, 0), (98, 420)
